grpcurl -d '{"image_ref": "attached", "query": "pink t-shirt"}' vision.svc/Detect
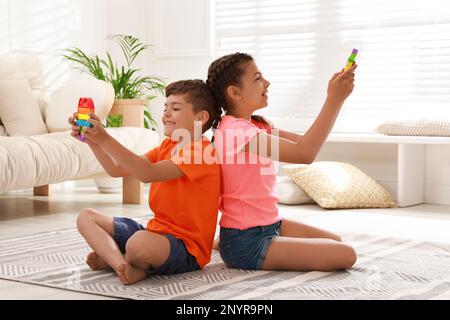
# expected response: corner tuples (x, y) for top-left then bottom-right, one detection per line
(213, 115), (281, 230)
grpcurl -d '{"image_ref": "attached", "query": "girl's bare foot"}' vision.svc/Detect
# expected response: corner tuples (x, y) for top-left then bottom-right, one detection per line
(117, 262), (147, 285)
(86, 252), (111, 271)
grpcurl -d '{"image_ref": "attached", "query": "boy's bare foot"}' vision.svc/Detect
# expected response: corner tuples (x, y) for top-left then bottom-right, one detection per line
(86, 252), (111, 271)
(115, 262), (147, 285)
(115, 263), (130, 285)
(124, 262), (147, 285)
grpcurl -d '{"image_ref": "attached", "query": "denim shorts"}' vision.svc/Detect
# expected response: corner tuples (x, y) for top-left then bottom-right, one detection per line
(218, 220), (282, 270)
(113, 217), (200, 275)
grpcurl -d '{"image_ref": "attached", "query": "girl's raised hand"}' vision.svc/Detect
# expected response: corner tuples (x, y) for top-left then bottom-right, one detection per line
(327, 63), (357, 104)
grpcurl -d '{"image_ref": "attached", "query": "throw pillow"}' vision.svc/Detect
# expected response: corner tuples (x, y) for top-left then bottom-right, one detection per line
(283, 162), (396, 209)
(276, 175), (314, 205)
(45, 79), (115, 133)
(32, 90), (52, 120)
(0, 78), (48, 136)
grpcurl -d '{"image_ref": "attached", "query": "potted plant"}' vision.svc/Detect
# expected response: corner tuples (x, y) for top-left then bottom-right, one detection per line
(63, 35), (165, 195)
(62, 34), (165, 129)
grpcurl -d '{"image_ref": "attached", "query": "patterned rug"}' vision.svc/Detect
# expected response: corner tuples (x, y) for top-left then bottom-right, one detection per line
(1, 223), (450, 300)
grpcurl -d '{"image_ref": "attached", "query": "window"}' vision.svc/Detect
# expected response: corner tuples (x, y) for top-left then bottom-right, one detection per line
(214, 0), (450, 133)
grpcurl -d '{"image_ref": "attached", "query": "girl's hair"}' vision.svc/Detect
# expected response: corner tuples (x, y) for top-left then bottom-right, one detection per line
(206, 52), (269, 130)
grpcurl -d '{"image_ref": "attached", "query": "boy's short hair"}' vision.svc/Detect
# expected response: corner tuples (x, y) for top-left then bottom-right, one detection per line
(165, 80), (218, 133)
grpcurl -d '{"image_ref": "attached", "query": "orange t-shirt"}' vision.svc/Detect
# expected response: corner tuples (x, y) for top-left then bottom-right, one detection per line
(144, 137), (220, 267)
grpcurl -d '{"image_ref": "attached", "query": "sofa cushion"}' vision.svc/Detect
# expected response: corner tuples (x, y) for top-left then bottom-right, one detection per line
(7, 53), (44, 90)
(0, 56), (26, 81)
(0, 57), (23, 128)
(0, 56), (48, 136)
(45, 79), (115, 133)
(0, 54), (49, 127)
(0, 77), (48, 136)
(32, 90), (52, 120)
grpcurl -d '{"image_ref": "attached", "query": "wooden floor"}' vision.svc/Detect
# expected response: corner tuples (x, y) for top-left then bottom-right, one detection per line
(1, 180), (449, 300)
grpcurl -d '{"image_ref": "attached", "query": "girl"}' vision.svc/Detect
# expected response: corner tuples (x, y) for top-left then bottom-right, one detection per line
(207, 52), (357, 272)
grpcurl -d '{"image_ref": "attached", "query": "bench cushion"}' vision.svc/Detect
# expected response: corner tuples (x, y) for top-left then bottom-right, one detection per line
(376, 105), (450, 137)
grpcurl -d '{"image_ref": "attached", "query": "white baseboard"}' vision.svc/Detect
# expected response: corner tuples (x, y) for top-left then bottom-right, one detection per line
(425, 185), (450, 206)
(366, 181), (450, 206)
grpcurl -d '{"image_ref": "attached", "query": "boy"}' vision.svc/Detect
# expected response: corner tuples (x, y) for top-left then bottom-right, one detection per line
(70, 80), (220, 285)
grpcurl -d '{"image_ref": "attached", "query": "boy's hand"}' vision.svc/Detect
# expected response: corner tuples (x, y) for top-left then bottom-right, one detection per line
(68, 113), (107, 146)
(83, 113), (110, 145)
(327, 63), (357, 104)
(68, 113), (88, 143)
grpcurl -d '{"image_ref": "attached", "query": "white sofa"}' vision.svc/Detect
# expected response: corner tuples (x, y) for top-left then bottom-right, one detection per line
(0, 53), (160, 203)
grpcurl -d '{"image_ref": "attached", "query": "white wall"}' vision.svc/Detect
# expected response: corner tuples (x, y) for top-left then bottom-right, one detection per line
(109, 0), (213, 136)
(0, 0), (110, 92)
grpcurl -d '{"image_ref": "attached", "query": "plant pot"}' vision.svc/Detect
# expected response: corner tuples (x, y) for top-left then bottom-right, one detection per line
(94, 176), (122, 194)
(109, 99), (145, 127)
